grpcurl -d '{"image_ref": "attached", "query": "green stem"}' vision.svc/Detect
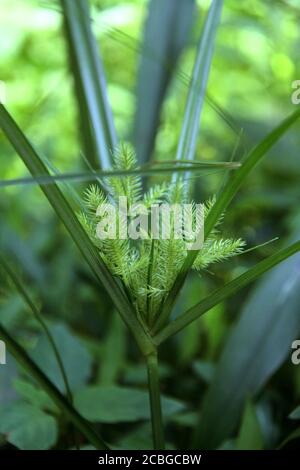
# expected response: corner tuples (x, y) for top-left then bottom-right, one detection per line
(146, 351), (165, 450)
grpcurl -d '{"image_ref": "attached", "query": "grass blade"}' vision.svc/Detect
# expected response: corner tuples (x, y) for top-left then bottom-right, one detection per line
(134, 0), (196, 163)
(154, 240), (300, 344)
(0, 323), (108, 450)
(60, 0), (117, 169)
(176, 0), (223, 162)
(0, 104), (155, 357)
(153, 108), (300, 333)
(0, 161), (240, 189)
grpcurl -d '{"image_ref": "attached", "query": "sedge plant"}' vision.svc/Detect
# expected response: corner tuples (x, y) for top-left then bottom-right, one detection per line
(1, 0), (300, 451)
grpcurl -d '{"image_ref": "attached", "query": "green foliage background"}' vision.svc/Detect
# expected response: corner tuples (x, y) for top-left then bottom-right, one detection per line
(1, 0), (300, 450)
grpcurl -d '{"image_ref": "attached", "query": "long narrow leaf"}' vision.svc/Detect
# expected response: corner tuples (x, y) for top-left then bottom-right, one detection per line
(154, 240), (300, 344)
(60, 0), (116, 169)
(0, 161), (240, 189)
(176, 0), (223, 162)
(0, 104), (155, 357)
(153, 108), (300, 332)
(0, 324), (108, 450)
(134, 0), (196, 163)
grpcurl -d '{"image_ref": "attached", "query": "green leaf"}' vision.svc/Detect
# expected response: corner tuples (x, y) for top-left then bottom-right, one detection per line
(134, 0), (196, 163)
(98, 314), (125, 385)
(154, 240), (300, 344)
(0, 403), (57, 450)
(30, 324), (91, 392)
(157, 109), (300, 331)
(176, 0), (223, 162)
(60, 0), (116, 169)
(13, 378), (58, 413)
(278, 427), (300, 449)
(74, 385), (185, 423)
(193, 247), (300, 449)
(0, 104), (154, 356)
(0, 323), (108, 449)
(289, 405), (300, 420)
(236, 400), (264, 450)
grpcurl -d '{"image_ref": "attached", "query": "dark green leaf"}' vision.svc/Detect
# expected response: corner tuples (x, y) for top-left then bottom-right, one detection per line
(30, 324), (92, 392)
(236, 400), (264, 450)
(0, 403), (57, 450)
(60, 0), (117, 169)
(74, 385), (185, 423)
(194, 248), (300, 449)
(134, 0), (196, 163)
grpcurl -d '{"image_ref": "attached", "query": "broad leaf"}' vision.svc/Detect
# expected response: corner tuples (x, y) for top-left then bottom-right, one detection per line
(0, 403), (57, 450)
(74, 385), (185, 423)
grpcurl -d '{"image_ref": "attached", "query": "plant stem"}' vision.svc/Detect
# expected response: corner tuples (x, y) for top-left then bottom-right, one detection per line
(146, 351), (165, 449)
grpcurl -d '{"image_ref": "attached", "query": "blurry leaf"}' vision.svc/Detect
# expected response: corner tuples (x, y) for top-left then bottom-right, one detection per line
(98, 313), (125, 385)
(115, 423), (152, 450)
(170, 411), (198, 428)
(60, 0), (116, 169)
(124, 362), (172, 386)
(236, 400), (264, 450)
(278, 427), (300, 449)
(0, 354), (18, 406)
(30, 323), (92, 392)
(176, 0), (223, 162)
(0, 403), (57, 450)
(194, 249), (300, 449)
(13, 378), (58, 413)
(134, 0), (196, 163)
(0, 323), (108, 449)
(75, 385), (185, 423)
(289, 405), (300, 420)
(193, 360), (216, 384)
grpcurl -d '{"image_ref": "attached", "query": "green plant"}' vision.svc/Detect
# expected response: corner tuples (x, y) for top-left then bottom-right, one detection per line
(1, 0), (300, 451)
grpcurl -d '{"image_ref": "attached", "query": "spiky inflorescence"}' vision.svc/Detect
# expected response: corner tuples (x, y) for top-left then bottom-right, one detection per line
(78, 143), (245, 326)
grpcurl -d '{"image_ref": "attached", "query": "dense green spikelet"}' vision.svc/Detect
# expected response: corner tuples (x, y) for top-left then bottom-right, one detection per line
(78, 143), (245, 326)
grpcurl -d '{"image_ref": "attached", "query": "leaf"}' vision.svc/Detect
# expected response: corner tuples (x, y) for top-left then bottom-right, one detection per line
(0, 104), (154, 356)
(74, 385), (185, 423)
(98, 314), (125, 385)
(176, 0), (223, 162)
(13, 378), (58, 413)
(289, 405), (300, 420)
(236, 400), (264, 450)
(193, 247), (300, 449)
(158, 109), (300, 330)
(154, 240), (300, 343)
(0, 323), (108, 449)
(60, 0), (116, 169)
(134, 0), (196, 163)
(0, 403), (57, 450)
(30, 324), (92, 392)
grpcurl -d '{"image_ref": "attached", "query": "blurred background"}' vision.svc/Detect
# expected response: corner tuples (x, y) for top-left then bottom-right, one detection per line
(1, 0), (300, 450)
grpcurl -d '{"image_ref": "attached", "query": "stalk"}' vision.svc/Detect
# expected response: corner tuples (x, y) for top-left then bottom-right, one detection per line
(146, 351), (165, 449)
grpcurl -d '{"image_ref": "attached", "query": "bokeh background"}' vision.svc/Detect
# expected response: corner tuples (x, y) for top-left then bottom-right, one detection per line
(1, 0), (300, 450)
